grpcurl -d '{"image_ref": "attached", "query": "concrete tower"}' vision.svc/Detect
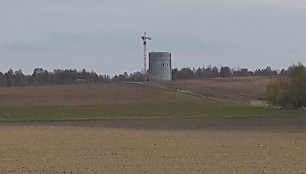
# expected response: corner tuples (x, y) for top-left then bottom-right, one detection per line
(149, 52), (172, 81)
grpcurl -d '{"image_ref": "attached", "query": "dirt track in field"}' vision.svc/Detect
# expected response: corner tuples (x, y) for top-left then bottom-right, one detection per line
(0, 76), (276, 108)
(1, 119), (306, 174)
(156, 76), (276, 102)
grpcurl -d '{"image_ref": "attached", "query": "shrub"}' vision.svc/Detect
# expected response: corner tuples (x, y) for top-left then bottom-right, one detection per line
(266, 64), (306, 108)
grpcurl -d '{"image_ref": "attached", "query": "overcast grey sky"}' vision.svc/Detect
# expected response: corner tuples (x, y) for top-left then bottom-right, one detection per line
(0, 0), (306, 75)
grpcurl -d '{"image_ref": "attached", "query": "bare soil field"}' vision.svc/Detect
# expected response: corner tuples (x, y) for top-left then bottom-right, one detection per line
(1, 119), (306, 174)
(3, 79), (299, 121)
(0, 83), (166, 107)
(0, 78), (305, 173)
(154, 76), (277, 103)
(0, 76), (276, 108)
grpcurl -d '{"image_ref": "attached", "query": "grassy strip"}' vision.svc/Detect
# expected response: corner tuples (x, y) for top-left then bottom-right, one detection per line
(0, 90), (305, 121)
(0, 103), (305, 122)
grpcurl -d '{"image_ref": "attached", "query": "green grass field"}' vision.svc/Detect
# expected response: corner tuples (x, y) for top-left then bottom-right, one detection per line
(0, 86), (305, 121)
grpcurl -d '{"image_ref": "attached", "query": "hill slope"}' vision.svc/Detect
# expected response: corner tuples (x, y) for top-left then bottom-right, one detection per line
(151, 76), (277, 103)
(0, 79), (304, 121)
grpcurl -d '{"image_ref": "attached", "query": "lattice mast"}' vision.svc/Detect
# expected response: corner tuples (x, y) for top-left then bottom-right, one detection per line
(141, 32), (151, 80)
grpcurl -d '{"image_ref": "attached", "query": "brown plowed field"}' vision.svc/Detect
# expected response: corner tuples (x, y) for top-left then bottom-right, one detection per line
(1, 77), (305, 173)
(0, 83), (165, 107)
(155, 76), (277, 102)
(0, 76), (275, 107)
(1, 119), (306, 174)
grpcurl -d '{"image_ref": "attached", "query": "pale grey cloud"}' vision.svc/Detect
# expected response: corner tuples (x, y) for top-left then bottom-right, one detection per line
(0, 0), (305, 75)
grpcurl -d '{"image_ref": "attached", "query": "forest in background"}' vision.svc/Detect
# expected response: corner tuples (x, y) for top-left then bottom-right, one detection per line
(0, 66), (288, 86)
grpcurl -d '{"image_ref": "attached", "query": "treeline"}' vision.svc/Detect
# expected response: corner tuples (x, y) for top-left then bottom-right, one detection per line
(0, 68), (106, 86)
(0, 68), (145, 86)
(172, 66), (281, 80)
(0, 66), (287, 86)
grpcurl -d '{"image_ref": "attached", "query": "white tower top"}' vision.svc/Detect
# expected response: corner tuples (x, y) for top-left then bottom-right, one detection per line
(141, 32), (151, 45)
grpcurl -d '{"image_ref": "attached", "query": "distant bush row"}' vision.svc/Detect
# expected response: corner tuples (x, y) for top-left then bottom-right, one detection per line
(0, 65), (289, 87)
(266, 64), (306, 108)
(172, 66), (281, 80)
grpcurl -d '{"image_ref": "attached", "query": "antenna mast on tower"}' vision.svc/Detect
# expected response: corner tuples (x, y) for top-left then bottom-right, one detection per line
(141, 32), (151, 80)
